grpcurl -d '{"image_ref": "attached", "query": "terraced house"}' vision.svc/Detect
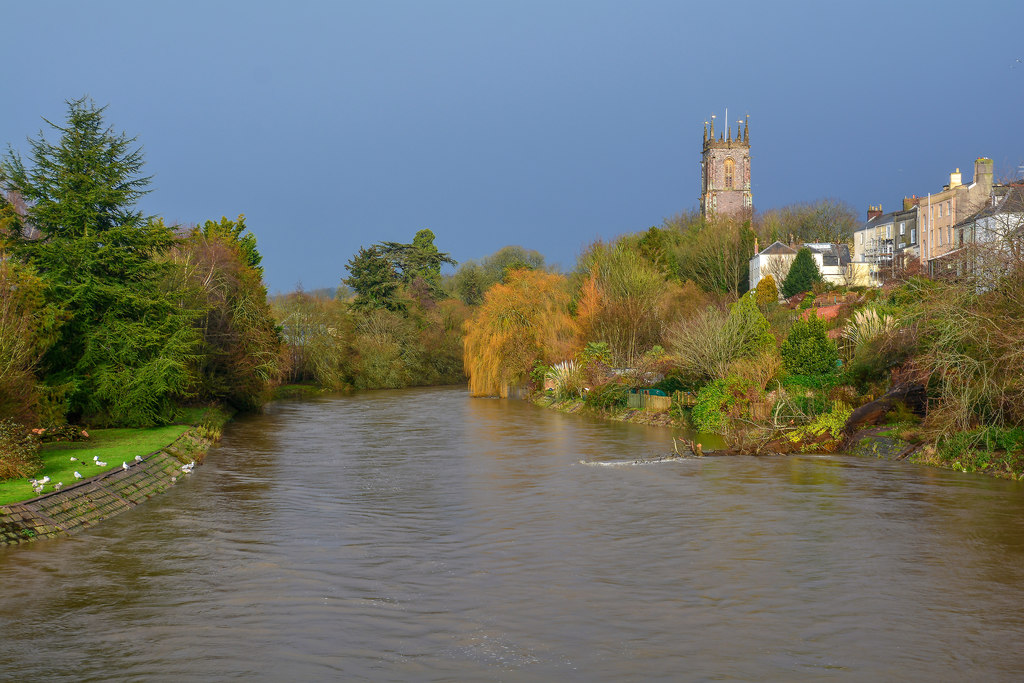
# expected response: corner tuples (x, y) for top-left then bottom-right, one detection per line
(905, 157), (994, 273)
(855, 157), (1006, 284)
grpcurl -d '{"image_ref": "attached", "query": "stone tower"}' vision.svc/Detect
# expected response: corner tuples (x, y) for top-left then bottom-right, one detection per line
(700, 114), (752, 220)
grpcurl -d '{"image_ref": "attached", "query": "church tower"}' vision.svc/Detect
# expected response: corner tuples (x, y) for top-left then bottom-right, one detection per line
(700, 113), (752, 220)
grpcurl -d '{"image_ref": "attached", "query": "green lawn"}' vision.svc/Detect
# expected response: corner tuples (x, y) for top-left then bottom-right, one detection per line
(0, 425), (187, 506)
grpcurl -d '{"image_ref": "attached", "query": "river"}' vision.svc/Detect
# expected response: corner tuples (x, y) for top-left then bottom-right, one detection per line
(2, 386), (1023, 681)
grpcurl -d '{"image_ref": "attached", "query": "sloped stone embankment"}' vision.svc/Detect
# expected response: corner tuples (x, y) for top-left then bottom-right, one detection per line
(0, 432), (205, 546)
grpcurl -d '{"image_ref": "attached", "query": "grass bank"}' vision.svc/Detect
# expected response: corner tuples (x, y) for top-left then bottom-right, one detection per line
(0, 426), (187, 505)
(0, 404), (233, 506)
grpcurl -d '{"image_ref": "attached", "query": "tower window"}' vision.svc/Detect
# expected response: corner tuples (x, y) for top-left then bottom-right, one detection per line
(724, 158), (735, 189)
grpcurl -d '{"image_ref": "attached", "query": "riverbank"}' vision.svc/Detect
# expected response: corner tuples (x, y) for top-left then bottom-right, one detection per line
(0, 406), (231, 545)
(531, 391), (1024, 480)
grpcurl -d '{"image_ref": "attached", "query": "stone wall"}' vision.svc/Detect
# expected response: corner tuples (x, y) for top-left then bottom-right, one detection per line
(0, 443), (196, 546)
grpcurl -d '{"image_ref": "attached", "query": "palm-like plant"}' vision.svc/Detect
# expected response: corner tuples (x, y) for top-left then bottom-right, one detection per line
(546, 360), (585, 399)
(842, 308), (899, 354)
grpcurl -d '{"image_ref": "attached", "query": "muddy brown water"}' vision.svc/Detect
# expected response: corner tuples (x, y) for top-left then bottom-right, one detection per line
(2, 386), (1023, 681)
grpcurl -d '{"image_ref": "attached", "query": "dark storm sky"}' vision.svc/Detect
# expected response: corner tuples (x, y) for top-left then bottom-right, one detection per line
(3, 0), (1022, 292)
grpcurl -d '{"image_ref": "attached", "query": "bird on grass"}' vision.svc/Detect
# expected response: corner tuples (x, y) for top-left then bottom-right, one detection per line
(74, 471), (82, 479)
(96, 461), (107, 467)
(55, 482), (63, 491)
(134, 455), (143, 462)
(70, 457), (78, 462)
(122, 462), (129, 470)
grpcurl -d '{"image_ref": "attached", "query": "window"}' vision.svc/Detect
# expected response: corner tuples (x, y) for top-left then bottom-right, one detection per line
(885, 225), (891, 238)
(899, 222), (905, 235)
(724, 157), (735, 189)
(938, 204), (943, 218)
(911, 228), (916, 243)
(947, 200), (951, 216)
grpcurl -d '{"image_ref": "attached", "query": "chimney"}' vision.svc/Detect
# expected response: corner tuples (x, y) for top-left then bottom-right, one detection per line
(867, 204), (883, 221)
(949, 168), (962, 188)
(974, 157), (994, 190)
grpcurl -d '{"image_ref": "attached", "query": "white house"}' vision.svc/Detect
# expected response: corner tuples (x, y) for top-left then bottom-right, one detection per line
(750, 241), (870, 291)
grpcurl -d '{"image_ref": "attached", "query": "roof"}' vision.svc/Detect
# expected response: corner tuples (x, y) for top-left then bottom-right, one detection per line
(952, 185), (1024, 228)
(857, 211), (900, 232)
(758, 241), (796, 256)
(803, 242), (852, 267)
(983, 184), (1024, 216)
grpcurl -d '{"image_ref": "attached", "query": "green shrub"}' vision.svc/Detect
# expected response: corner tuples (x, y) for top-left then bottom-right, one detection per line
(691, 379), (729, 433)
(667, 294), (775, 383)
(780, 313), (839, 375)
(729, 293), (776, 356)
(786, 400), (853, 451)
(690, 376), (762, 433)
(935, 427), (1024, 476)
(584, 382), (629, 410)
(0, 420), (42, 481)
(650, 372), (695, 395)
(755, 274), (778, 308)
(781, 373), (845, 392)
(530, 361), (550, 387)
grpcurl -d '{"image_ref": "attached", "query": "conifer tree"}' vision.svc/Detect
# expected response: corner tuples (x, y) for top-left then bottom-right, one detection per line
(781, 247), (823, 298)
(344, 245), (404, 312)
(1, 97), (196, 425)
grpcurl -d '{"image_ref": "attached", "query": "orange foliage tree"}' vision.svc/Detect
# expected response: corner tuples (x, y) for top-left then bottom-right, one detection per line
(574, 243), (697, 367)
(463, 269), (577, 396)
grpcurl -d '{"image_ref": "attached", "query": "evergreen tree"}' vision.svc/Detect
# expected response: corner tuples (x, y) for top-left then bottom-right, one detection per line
(780, 313), (839, 375)
(781, 247), (823, 298)
(1, 97), (197, 426)
(453, 262), (486, 305)
(345, 230), (456, 310)
(344, 246), (403, 311)
(379, 228), (456, 296)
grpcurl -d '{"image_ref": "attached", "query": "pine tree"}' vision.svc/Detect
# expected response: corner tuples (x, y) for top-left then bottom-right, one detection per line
(781, 247), (823, 298)
(1, 97), (197, 426)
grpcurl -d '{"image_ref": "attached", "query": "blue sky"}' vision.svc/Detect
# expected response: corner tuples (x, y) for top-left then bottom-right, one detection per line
(3, 1), (1023, 292)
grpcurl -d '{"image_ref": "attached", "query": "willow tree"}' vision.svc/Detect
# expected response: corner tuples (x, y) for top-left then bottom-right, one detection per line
(463, 269), (577, 397)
